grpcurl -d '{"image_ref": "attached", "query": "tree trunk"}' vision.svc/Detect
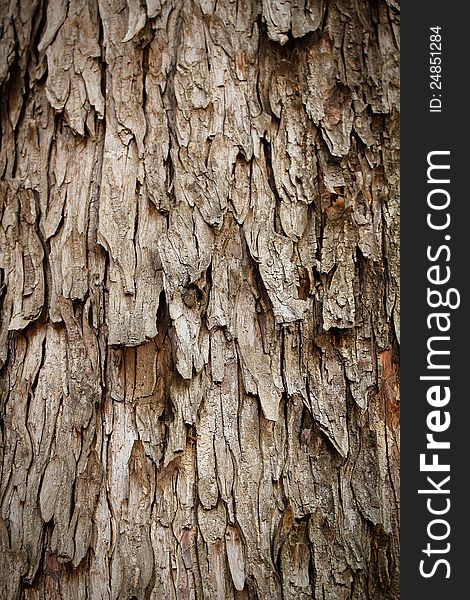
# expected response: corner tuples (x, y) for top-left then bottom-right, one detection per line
(0, 0), (400, 598)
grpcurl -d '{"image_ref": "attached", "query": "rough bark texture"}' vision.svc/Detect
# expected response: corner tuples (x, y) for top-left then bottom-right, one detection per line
(0, 1), (400, 598)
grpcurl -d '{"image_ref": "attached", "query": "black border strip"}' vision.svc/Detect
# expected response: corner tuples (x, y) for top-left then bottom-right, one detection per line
(401, 4), (468, 597)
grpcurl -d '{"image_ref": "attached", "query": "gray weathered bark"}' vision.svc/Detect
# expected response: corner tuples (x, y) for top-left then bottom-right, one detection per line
(0, 0), (400, 598)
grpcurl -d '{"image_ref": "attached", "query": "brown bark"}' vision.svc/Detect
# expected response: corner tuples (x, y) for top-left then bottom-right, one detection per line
(0, 0), (400, 598)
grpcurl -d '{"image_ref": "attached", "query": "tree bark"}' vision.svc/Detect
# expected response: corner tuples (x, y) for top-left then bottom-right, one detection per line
(0, 0), (400, 598)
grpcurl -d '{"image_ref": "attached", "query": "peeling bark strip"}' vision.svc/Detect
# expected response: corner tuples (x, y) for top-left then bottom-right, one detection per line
(0, 1), (399, 599)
